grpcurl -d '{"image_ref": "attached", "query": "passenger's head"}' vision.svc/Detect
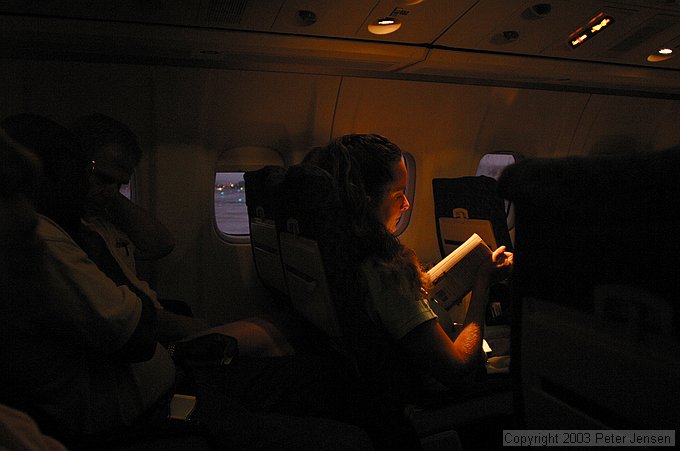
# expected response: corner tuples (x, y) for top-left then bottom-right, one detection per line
(1, 114), (88, 237)
(71, 114), (141, 205)
(304, 134), (410, 234)
(304, 134), (426, 303)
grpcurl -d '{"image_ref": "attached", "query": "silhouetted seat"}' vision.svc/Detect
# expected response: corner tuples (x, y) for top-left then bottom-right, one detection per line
(498, 147), (680, 429)
(432, 176), (513, 259)
(243, 166), (288, 299)
(275, 164), (345, 342)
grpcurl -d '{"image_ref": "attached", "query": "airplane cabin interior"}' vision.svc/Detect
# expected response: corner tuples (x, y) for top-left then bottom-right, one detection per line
(1, 1), (679, 450)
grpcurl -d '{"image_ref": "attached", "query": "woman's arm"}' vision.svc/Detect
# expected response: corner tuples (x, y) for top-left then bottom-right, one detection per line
(398, 279), (488, 387)
(399, 247), (512, 389)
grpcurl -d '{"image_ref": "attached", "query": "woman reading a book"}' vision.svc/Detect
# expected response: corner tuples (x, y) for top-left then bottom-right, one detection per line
(302, 134), (513, 409)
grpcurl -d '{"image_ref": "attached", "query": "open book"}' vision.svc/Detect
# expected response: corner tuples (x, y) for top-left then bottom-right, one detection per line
(427, 233), (492, 315)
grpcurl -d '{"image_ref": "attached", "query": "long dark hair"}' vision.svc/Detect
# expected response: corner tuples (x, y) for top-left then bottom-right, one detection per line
(304, 134), (429, 306)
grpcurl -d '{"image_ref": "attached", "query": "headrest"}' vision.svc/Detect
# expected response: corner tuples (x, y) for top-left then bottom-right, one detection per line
(277, 164), (341, 238)
(243, 165), (285, 219)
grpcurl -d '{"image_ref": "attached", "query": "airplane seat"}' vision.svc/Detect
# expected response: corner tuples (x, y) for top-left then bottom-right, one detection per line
(432, 175), (514, 326)
(497, 147), (680, 430)
(244, 165), (330, 354)
(432, 176), (513, 258)
(243, 165), (289, 301)
(274, 164), (348, 348)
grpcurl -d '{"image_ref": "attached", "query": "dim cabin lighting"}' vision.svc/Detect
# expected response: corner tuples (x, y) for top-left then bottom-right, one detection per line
(647, 47), (674, 62)
(368, 17), (402, 35)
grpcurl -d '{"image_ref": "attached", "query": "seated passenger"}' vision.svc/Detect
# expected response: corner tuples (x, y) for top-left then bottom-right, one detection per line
(70, 113), (208, 344)
(0, 115), (373, 451)
(302, 134), (513, 407)
(1, 115), (176, 447)
(70, 113), (293, 354)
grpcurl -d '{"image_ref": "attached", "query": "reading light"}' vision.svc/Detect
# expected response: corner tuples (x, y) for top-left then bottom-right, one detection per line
(568, 13), (615, 49)
(647, 47), (674, 62)
(368, 17), (402, 35)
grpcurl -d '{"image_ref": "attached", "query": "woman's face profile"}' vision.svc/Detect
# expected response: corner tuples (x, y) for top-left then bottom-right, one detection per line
(376, 157), (409, 234)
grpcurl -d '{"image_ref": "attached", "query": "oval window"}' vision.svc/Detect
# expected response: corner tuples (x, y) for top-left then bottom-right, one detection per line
(214, 146), (285, 239)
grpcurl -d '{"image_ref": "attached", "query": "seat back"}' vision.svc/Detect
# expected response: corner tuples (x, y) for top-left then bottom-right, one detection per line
(275, 164), (344, 339)
(432, 176), (512, 259)
(243, 166), (288, 298)
(278, 231), (343, 338)
(498, 147), (680, 429)
(520, 292), (679, 429)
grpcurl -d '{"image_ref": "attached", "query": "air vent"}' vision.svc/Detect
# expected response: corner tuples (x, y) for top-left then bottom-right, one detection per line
(205, 0), (248, 26)
(608, 16), (677, 53)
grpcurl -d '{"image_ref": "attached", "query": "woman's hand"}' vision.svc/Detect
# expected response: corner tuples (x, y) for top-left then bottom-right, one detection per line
(475, 246), (514, 286)
(490, 246), (513, 283)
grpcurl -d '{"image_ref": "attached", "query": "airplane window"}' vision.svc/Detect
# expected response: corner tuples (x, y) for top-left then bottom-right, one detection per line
(476, 152), (522, 246)
(214, 172), (248, 236)
(119, 171), (134, 199)
(395, 151), (416, 235)
(213, 146), (285, 240)
(475, 153), (517, 180)
(119, 182), (131, 199)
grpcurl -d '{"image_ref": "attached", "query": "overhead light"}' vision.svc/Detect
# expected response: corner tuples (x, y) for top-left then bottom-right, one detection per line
(647, 47), (674, 62)
(568, 13), (615, 49)
(368, 17), (402, 35)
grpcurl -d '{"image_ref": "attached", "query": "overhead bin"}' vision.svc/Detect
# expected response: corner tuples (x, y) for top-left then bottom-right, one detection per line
(399, 48), (680, 96)
(0, 15), (428, 73)
(2, 1), (680, 96)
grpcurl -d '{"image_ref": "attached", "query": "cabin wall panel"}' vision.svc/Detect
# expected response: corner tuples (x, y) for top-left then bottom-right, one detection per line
(0, 59), (159, 207)
(149, 67), (341, 322)
(148, 67), (340, 160)
(569, 95), (680, 155)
